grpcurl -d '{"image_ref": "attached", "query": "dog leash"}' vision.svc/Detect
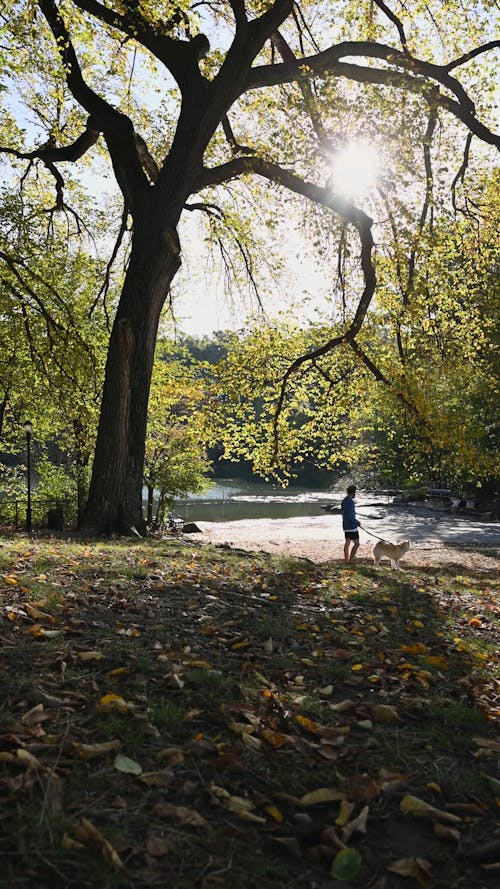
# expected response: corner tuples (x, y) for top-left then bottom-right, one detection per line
(359, 524), (386, 542)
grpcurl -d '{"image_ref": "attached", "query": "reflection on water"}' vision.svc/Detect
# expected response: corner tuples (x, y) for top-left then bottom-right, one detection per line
(174, 479), (382, 523)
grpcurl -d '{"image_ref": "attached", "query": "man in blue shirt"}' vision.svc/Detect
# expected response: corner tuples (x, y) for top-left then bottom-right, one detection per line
(341, 484), (361, 562)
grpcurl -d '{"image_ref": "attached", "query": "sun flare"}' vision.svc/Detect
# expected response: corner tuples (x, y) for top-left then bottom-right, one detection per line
(330, 141), (379, 198)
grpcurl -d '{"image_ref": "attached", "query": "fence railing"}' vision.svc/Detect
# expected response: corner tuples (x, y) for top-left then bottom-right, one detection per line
(0, 498), (77, 530)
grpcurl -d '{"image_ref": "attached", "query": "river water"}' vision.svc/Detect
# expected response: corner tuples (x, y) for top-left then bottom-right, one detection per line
(174, 479), (391, 523)
(174, 479), (500, 547)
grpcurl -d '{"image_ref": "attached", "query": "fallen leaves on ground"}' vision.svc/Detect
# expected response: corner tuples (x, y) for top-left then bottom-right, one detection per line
(0, 535), (498, 887)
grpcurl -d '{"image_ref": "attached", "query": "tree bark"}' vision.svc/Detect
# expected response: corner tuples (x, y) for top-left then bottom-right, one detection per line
(81, 217), (181, 534)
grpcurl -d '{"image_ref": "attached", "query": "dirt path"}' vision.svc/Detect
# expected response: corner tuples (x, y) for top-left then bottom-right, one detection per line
(197, 515), (500, 572)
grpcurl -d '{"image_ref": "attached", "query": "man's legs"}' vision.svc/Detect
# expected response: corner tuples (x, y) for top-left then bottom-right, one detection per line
(344, 533), (359, 562)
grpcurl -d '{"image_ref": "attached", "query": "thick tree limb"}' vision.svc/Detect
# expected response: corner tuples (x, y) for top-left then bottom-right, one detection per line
(38, 0), (150, 212)
(229, 0), (248, 33)
(0, 118), (100, 164)
(71, 0), (206, 94)
(244, 41), (500, 149)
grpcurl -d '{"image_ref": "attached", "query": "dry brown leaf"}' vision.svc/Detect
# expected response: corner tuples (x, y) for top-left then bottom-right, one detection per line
(388, 857), (434, 888)
(73, 739), (121, 760)
(241, 733), (262, 751)
(21, 705), (49, 727)
(78, 651), (105, 662)
(473, 737), (500, 753)
(370, 703), (400, 724)
(342, 805), (369, 842)
(146, 835), (172, 857)
(74, 817), (124, 870)
(433, 822), (460, 842)
(157, 746), (184, 766)
(140, 770), (173, 788)
(153, 802), (207, 827)
(321, 827), (346, 851)
(400, 794), (461, 824)
(329, 699), (356, 713)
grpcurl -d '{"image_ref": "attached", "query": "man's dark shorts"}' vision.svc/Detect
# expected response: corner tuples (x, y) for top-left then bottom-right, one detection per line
(344, 531), (359, 541)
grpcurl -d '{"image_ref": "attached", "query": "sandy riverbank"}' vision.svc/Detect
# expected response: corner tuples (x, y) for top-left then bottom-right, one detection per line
(196, 514), (500, 572)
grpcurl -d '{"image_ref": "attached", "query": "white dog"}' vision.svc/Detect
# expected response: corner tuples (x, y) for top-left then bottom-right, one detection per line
(372, 539), (411, 570)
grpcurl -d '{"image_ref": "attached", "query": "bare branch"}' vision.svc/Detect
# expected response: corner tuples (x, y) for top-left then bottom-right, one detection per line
(373, 0), (409, 53)
(221, 115), (256, 156)
(194, 157), (376, 463)
(90, 203), (131, 326)
(271, 30), (332, 158)
(406, 108), (437, 304)
(348, 338), (433, 439)
(184, 201), (225, 217)
(446, 40), (500, 71)
(0, 118), (100, 164)
(451, 133), (473, 213)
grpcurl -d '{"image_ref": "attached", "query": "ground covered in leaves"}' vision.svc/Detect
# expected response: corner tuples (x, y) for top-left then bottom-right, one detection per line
(0, 534), (499, 888)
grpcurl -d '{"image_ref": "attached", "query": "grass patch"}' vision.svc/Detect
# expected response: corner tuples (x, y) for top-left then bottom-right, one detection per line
(0, 534), (498, 888)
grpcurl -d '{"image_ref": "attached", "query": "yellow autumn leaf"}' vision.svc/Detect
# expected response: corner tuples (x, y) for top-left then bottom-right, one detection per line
(4, 574), (18, 585)
(424, 655), (449, 669)
(260, 727), (288, 748)
(399, 643), (428, 654)
(296, 714), (319, 733)
(336, 799), (355, 827)
(301, 788), (346, 806)
(400, 795), (461, 824)
(25, 604), (55, 622)
(265, 805), (284, 823)
(74, 739), (121, 760)
(98, 694), (130, 713)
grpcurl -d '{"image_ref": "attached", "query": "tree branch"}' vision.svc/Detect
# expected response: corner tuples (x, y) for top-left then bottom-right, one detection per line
(244, 41), (500, 149)
(38, 0), (150, 212)
(445, 40), (500, 71)
(373, 0), (409, 54)
(221, 115), (256, 155)
(229, 0), (248, 33)
(271, 30), (331, 158)
(71, 0), (206, 94)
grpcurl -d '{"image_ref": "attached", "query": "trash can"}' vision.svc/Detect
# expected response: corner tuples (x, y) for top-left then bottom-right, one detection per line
(47, 507), (64, 531)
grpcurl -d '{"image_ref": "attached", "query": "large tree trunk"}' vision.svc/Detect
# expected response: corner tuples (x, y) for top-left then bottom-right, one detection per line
(82, 218), (181, 534)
